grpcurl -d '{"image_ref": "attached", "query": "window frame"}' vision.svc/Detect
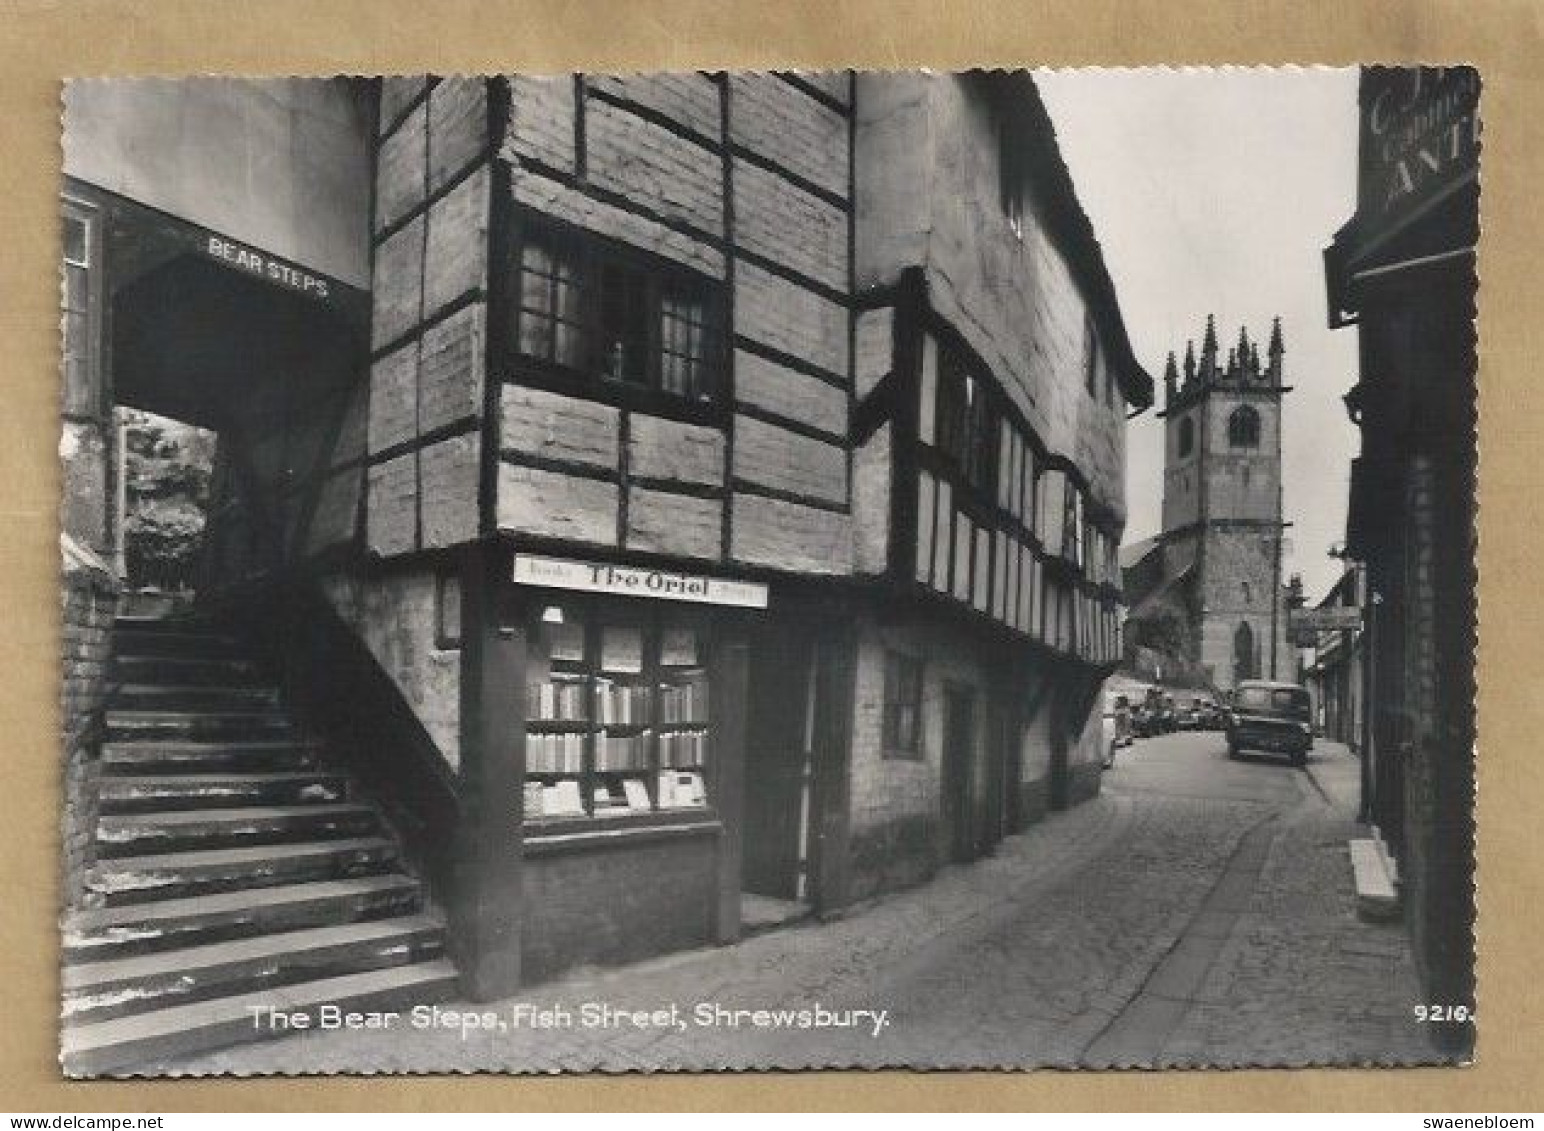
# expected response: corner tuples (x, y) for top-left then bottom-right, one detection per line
(1228, 405), (1262, 449)
(506, 212), (728, 424)
(61, 196), (103, 421)
(881, 649), (926, 760)
(933, 342), (1000, 501)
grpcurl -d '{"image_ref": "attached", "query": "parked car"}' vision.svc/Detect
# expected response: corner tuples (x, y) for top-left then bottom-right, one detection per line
(1225, 680), (1314, 766)
(1184, 695), (1223, 730)
(1175, 696), (1205, 730)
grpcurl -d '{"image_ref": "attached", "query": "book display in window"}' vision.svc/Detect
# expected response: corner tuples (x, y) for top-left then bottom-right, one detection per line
(524, 614), (592, 820)
(656, 628), (709, 810)
(523, 610), (713, 824)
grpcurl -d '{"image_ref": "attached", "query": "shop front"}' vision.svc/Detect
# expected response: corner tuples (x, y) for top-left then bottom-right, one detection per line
(487, 551), (861, 980)
(1324, 65), (1479, 1054)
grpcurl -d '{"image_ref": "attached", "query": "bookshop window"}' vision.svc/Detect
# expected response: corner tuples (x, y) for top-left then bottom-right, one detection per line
(524, 604), (713, 823)
(61, 202), (98, 418)
(511, 217), (723, 404)
(882, 650), (924, 759)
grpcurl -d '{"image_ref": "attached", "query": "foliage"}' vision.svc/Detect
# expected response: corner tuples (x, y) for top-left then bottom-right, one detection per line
(120, 410), (216, 592)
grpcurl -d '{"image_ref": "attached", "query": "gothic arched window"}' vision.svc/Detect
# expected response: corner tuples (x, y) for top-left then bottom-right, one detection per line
(1228, 405), (1260, 449)
(1177, 416), (1195, 458)
(1234, 621), (1256, 683)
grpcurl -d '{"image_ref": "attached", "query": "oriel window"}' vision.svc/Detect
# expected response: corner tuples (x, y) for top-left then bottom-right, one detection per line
(511, 216), (722, 405)
(935, 344), (999, 498)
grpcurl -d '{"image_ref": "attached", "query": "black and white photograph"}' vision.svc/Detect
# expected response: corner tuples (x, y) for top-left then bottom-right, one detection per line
(55, 67), (1479, 1076)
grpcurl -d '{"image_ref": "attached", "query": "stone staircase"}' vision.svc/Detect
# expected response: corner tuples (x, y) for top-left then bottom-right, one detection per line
(60, 615), (458, 1076)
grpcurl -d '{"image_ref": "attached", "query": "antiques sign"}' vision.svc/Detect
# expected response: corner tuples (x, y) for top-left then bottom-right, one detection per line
(1292, 606), (1363, 634)
(513, 554), (770, 609)
(1361, 67), (1480, 229)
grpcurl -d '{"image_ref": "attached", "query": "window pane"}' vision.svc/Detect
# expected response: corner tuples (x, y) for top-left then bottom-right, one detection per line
(915, 472), (935, 584)
(660, 287), (712, 400)
(63, 215), (88, 267)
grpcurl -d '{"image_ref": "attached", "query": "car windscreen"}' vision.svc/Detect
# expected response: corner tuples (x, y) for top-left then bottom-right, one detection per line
(1235, 686), (1310, 715)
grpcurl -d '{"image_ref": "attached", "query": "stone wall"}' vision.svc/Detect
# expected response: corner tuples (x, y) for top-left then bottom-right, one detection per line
(369, 77), (492, 558)
(64, 78), (373, 286)
(60, 549), (120, 908)
(320, 569), (460, 769)
(845, 609), (1083, 901)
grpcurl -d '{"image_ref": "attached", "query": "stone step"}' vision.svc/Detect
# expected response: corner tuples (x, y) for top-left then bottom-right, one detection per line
(63, 875), (424, 962)
(112, 654), (261, 687)
(86, 838), (399, 905)
(100, 771), (350, 813)
(1350, 837), (1401, 921)
(61, 959), (460, 1076)
(62, 916), (446, 1025)
(113, 629), (244, 660)
(101, 739), (322, 776)
(109, 684), (280, 711)
(105, 709), (295, 743)
(96, 804), (378, 857)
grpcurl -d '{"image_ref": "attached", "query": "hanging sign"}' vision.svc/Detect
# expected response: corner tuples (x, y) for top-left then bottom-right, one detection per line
(513, 554), (769, 609)
(1292, 606), (1363, 634)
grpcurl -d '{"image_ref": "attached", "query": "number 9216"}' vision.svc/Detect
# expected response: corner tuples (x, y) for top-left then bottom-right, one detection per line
(1414, 1004), (1472, 1023)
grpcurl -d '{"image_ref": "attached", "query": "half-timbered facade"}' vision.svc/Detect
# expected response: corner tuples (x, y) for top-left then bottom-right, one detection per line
(58, 72), (1150, 1023)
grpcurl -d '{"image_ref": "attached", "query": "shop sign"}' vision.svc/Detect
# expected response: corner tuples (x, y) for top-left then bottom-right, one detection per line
(1360, 67), (1480, 235)
(202, 233), (333, 301)
(1292, 606), (1362, 634)
(512, 554), (770, 609)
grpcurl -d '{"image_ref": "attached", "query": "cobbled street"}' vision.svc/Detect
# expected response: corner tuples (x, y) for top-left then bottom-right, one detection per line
(177, 734), (1442, 1075)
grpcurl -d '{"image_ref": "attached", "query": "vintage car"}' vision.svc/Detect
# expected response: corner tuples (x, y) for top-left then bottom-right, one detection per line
(1225, 680), (1314, 765)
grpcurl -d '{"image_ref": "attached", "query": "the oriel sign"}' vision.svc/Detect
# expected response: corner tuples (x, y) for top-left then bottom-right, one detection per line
(512, 554), (770, 609)
(1361, 66), (1480, 227)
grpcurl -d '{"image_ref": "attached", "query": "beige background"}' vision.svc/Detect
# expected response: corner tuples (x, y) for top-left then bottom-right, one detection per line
(0, 0), (1536, 1111)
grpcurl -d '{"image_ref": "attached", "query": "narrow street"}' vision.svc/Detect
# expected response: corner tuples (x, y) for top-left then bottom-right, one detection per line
(177, 732), (1441, 1075)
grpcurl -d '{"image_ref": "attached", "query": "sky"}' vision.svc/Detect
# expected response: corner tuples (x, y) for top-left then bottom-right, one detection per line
(1035, 68), (1361, 604)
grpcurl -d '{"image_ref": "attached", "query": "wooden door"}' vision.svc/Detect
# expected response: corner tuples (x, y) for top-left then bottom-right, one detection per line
(741, 630), (813, 898)
(942, 682), (976, 864)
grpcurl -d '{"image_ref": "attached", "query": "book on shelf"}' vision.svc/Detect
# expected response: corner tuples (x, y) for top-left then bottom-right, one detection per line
(622, 778), (652, 812)
(523, 781), (545, 820)
(527, 679), (589, 722)
(658, 680), (708, 724)
(659, 727), (708, 767)
(657, 769), (706, 810)
(543, 779), (585, 818)
(526, 730), (586, 774)
(595, 731), (650, 773)
(596, 681), (649, 725)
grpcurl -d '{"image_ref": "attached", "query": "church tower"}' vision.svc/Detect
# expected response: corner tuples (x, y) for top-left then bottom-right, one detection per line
(1156, 316), (1293, 689)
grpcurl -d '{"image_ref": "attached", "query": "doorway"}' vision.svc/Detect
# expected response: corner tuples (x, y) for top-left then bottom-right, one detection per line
(941, 681), (977, 864)
(740, 628), (817, 930)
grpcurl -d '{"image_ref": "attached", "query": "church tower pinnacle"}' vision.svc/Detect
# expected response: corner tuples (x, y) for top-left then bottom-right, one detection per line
(1152, 314), (1292, 688)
